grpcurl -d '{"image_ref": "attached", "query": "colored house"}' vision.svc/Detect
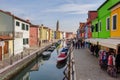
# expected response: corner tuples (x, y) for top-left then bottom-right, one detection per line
(56, 31), (61, 39)
(39, 24), (49, 43)
(97, 0), (120, 38)
(48, 28), (53, 42)
(30, 24), (39, 47)
(87, 11), (98, 38)
(14, 16), (30, 54)
(79, 23), (85, 39)
(92, 18), (99, 38)
(0, 10), (14, 60)
(66, 32), (73, 39)
(109, 2), (120, 38)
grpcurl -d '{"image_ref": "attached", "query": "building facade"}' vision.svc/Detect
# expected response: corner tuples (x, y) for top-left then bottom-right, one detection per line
(97, 0), (119, 38)
(109, 2), (120, 38)
(14, 17), (30, 54)
(87, 11), (98, 38)
(92, 18), (99, 38)
(0, 10), (14, 60)
(30, 24), (39, 47)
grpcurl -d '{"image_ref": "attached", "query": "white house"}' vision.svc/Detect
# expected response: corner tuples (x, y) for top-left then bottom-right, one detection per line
(14, 16), (30, 55)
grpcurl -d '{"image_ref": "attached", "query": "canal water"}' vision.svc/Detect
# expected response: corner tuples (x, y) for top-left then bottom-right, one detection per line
(11, 41), (67, 80)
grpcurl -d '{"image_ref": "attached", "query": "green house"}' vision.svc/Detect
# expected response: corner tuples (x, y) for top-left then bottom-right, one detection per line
(97, 0), (120, 38)
(92, 18), (99, 38)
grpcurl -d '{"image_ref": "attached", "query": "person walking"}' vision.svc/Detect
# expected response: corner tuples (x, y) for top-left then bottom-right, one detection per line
(115, 52), (120, 73)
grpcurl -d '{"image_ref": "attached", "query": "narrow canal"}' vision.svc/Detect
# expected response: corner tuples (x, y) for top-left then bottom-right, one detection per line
(11, 41), (68, 80)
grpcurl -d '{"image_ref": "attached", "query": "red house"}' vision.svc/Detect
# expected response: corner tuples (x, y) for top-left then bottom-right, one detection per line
(87, 11), (98, 38)
(79, 22), (85, 38)
(30, 24), (39, 47)
(66, 32), (73, 39)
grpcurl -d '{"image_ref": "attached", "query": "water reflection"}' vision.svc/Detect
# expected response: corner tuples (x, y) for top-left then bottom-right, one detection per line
(42, 54), (51, 61)
(12, 41), (67, 80)
(56, 60), (67, 69)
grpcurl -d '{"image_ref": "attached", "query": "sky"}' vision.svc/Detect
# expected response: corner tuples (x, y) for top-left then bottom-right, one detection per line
(0, 0), (105, 33)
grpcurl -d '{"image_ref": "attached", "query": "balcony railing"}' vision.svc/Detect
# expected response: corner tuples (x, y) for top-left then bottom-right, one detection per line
(0, 32), (13, 37)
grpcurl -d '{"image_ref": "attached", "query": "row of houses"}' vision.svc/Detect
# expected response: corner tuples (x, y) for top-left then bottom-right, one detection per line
(0, 10), (74, 61)
(77, 0), (120, 53)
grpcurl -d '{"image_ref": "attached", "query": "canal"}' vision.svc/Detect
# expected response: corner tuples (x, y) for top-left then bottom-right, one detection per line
(11, 41), (68, 80)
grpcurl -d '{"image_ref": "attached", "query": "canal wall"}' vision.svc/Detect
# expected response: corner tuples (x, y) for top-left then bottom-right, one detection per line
(0, 42), (56, 80)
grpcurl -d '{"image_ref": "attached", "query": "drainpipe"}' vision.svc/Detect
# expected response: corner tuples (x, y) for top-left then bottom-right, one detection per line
(12, 15), (15, 56)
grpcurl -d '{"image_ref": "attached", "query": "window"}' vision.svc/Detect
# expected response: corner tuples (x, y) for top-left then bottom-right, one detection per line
(26, 25), (29, 31)
(26, 38), (29, 44)
(16, 21), (20, 26)
(99, 22), (101, 32)
(95, 23), (98, 32)
(23, 38), (29, 45)
(106, 17), (110, 30)
(112, 15), (117, 30)
(22, 23), (25, 30)
(23, 39), (26, 45)
(91, 25), (94, 32)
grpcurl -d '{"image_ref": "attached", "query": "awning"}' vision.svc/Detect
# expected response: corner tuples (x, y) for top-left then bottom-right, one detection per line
(85, 38), (120, 49)
(85, 38), (100, 45)
(99, 39), (120, 49)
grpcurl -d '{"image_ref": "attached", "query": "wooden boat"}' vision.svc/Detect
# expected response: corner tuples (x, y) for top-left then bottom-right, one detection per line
(42, 51), (51, 57)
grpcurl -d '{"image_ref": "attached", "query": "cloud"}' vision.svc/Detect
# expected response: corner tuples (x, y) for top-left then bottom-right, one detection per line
(44, 3), (98, 14)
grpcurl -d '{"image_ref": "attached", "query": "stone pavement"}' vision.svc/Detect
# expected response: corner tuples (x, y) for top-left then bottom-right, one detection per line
(74, 48), (120, 80)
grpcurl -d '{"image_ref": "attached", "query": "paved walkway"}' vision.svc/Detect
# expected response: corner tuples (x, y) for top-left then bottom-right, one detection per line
(74, 48), (120, 80)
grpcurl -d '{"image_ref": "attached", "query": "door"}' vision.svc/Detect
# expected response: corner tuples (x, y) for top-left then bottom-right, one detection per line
(4, 41), (8, 54)
(0, 46), (2, 60)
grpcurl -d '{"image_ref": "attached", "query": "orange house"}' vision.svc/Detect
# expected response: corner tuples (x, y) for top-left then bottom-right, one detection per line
(110, 2), (120, 38)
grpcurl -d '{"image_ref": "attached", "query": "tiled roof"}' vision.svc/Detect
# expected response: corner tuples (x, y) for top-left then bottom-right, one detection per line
(0, 36), (13, 40)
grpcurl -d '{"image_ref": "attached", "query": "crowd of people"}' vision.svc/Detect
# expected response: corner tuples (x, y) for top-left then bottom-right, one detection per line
(72, 38), (85, 49)
(70, 38), (120, 77)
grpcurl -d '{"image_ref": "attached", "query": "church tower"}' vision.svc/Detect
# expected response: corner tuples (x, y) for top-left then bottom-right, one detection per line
(56, 20), (59, 31)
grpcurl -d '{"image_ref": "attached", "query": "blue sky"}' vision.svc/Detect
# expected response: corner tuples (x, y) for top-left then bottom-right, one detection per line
(0, 0), (105, 33)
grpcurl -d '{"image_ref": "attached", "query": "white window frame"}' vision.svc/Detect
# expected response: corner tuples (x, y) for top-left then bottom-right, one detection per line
(106, 17), (110, 30)
(112, 14), (117, 31)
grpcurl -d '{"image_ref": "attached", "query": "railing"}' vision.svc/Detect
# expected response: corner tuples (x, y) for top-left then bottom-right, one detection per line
(63, 44), (76, 80)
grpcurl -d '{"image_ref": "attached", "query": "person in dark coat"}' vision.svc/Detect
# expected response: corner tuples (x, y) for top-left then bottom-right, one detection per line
(115, 53), (120, 73)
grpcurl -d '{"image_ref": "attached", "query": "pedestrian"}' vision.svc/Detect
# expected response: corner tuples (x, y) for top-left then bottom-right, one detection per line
(95, 45), (100, 57)
(75, 39), (78, 49)
(72, 39), (75, 48)
(77, 39), (81, 49)
(115, 51), (120, 73)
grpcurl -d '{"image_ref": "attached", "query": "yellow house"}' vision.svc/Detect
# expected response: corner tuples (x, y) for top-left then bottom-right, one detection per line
(0, 36), (13, 60)
(56, 31), (60, 39)
(110, 2), (120, 38)
(39, 25), (49, 43)
(60, 31), (63, 39)
(49, 29), (53, 41)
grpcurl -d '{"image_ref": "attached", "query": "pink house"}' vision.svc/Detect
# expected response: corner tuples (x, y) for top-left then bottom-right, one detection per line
(30, 24), (39, 47)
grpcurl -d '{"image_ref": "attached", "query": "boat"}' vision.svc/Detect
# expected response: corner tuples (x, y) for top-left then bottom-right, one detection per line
(47, 47), (55, 52)
(42, 54), (51, 61)
(57, 52), (68, 62)
(42, 51), (51, 57)
(61, 47), (68, 53)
